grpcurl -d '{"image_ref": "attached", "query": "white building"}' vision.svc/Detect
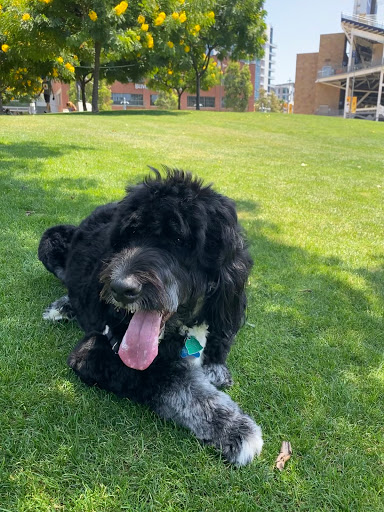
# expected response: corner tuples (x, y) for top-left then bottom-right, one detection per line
(274, 82), (295, 104)
(254, 24), (276, 99)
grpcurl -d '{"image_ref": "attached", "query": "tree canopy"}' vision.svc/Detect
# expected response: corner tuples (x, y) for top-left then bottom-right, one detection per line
(0, 0), (267, 112)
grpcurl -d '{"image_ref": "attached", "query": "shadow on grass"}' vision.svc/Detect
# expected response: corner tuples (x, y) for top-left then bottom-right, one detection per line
(52, 109), (190, 117)
(1, 139), (384, 509)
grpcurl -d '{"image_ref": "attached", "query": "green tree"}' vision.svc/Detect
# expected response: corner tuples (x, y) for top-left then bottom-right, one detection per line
(254, 87), (269, 111)
(69, 79), (112, 111)
(147, 0), (266, 110)
(269, 90), (283, 112)
(223, 61), (253, 112)
(188, 0), (266, 110)
(148, 58), (220, 110)
(154, 89), (177, 109)
(254, 88), (283, 113)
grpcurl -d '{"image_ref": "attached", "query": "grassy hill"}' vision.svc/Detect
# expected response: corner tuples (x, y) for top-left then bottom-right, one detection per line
(1, 110), (383, 511)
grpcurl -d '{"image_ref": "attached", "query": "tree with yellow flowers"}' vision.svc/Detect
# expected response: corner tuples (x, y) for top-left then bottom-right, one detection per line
(0, 0), (78, 110)
(143, 0), (266, 110)
(1, 0), (266, 113)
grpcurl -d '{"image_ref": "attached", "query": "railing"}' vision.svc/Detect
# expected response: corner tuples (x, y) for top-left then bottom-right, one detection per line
(315, 107), (344, 117)
(341, 12), (384, 32)
(317, 58), (384, 78)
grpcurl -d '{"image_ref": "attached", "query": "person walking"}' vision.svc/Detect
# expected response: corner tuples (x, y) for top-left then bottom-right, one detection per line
(41, 77), (53, 113)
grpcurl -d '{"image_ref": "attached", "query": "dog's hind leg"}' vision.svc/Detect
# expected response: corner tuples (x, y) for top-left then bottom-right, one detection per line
(150, 365), (263, 466)
(43, 295), (76, 322)
(38, 224), (76, 283)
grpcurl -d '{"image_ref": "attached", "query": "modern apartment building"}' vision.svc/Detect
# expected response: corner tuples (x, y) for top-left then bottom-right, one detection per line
(295, 0), (384, 120)
(274, 82), (295, 105)
(254, 24), (276, 99)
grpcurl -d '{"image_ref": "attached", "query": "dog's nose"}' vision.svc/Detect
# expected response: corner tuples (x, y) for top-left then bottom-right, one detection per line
(110, 276), (142, 303)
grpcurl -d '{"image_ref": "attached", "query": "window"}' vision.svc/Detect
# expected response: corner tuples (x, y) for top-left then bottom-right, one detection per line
(111, 93), (144, 106)
(150, 94), (158, 106)
(187, 96), (215, 108)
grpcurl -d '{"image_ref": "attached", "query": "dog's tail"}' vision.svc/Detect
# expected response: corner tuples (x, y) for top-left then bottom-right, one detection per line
(38, 224), (76, 283)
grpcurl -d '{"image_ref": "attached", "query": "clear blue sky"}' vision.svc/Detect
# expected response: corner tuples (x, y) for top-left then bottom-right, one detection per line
(265, 0), (384, 84)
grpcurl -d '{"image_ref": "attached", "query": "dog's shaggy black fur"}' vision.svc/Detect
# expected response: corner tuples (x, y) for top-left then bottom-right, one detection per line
(38, 168), (263, 465)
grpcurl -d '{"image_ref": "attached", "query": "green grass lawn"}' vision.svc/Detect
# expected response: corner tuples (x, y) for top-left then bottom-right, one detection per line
(0, 110), (383, 512)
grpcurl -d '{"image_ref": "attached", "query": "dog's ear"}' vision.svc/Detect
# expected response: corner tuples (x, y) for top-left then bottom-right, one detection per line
(202, 199), (253, 337)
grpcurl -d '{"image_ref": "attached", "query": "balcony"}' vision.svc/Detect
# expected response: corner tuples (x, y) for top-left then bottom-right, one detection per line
(317, 58), (384, 79)
(341, 12), (384, 36)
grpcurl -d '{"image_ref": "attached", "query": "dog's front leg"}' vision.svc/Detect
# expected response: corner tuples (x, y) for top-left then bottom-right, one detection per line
(67, 334), (132, 396)
(149, 365), (263, 466)
(201, 331), (234, 388)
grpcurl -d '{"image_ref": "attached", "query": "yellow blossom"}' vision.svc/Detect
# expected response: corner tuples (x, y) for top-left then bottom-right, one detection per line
(168, 69), (173, 75)
(52, 68), (58, 77)
(207, 11), (215, 19)
(114, 1), (128, 16)
(179, 40), (184, 45)
(138, 14), (145, 24)
(179, 11), (187, 23)
(141, 23), (149, 31)
(167, 41), (174, 48)
(194, 24), (200, 32)
(172, 12), (179, 20)
(22, 13), (30, 21)
(202, 53), (206, 59)
(1, 44), (9, 52)
(27, 80), (31, 86)
(136, 35), (141, 41)
(56, 56), (64, 64)
(41, 0), (52, 3)
(73, 55), (78, 60)
(158, 12), (166, 19)
(213, 61), (217, 66)
(65, 62), (75, 73)
(184, 45), (190, 52)
(89, 10), (97, 22)
(154, 15), (165, 26)
(179, 0), (185, 3)
(146, 33), (154, 48)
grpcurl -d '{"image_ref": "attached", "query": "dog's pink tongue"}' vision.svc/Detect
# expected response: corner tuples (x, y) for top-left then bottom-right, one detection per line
(118, 310), (162, 370)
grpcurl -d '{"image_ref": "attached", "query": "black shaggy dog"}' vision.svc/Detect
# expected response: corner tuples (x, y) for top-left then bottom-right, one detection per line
(38, 168), (263, 465)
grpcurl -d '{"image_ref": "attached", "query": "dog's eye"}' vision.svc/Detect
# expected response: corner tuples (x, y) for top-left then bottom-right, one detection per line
(174, 237), (183, 246)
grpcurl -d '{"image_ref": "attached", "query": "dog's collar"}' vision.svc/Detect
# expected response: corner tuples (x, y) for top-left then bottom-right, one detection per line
(180, 323), (208, 359)
(104, 322), (209, 358)
(181, 335), (203, 359)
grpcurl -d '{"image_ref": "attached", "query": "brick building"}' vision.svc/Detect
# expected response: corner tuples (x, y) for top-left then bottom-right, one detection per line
(49, 61), (256, 113)
(294, 33), (347, 116)
(294, 0), (384, 120)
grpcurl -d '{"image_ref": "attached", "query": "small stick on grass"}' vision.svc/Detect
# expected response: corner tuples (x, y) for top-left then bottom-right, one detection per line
(275, 441), (292, 471)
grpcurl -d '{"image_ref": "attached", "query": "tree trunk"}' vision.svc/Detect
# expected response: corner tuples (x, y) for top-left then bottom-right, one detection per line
(0, 93), (3, 112)
(92, 40), (102, 113)
(80, 79), (87, 111)
(195, 73), (201, 110)
(178, 91), (182, 110)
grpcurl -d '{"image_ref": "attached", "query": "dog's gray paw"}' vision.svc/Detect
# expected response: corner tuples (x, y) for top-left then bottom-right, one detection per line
(220, 415), (263, 466)
(43, 295), (75, 321)
(202, 363), (233, 388)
